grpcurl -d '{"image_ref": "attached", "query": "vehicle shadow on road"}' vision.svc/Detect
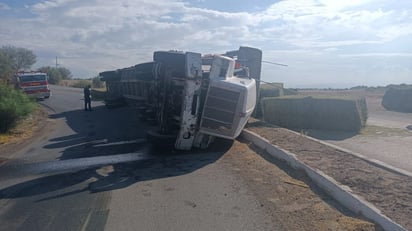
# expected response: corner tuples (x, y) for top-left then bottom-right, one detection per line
(0, 102), (234, 201)
(0, 136), (231, 201)
(45, 105), (149, 153)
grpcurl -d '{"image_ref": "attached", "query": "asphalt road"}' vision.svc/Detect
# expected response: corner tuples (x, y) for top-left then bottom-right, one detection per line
(0, 85), (281, 231)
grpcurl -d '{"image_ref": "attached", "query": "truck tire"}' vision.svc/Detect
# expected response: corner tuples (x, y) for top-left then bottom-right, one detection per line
(146, 129), (176, 147)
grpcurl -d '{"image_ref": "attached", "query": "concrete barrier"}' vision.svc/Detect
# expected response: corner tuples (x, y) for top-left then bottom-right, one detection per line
(241, 129), (407, 231)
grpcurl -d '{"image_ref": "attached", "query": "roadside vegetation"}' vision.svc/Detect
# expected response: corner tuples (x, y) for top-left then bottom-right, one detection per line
(38, 66), (72, 84)
(66, 76), (105, 89)
(60, 77), (106, 101)
(0, 45), (106, 134)
(0, 46), (38, 134)
(0, 45), (74, 134)
(0, 84), (36, 133)
(1, 45), (72, 85)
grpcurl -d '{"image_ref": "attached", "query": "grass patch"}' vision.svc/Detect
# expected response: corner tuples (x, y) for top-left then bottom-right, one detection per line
(0, 106), (43, 145)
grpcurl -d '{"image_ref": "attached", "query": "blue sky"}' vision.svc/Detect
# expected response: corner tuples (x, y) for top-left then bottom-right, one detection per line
(1, 0), (411, 88)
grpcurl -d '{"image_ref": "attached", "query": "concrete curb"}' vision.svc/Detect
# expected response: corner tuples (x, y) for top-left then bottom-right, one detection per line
(241, 129), (407, 231)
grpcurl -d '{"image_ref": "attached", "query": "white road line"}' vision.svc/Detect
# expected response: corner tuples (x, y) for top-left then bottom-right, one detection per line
(93, 139), (146, 147)
(27, 152), (149, 175)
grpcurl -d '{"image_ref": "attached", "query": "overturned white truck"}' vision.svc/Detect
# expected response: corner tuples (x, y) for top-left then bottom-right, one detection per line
(100, 46), (262, 150)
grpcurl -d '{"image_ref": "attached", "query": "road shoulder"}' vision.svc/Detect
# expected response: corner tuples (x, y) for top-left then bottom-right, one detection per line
(0, 106), (50, 163)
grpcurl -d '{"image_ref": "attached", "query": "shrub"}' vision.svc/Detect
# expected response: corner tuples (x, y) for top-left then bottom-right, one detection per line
(0, 84), (36, 133)
(262, 95), (368, 132)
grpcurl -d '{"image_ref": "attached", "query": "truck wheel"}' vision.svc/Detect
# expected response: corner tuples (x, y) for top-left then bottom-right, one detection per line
(146, 129), (176, 147)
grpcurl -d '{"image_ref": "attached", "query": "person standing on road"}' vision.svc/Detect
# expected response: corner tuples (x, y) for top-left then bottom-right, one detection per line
(84, 85), (92, 111)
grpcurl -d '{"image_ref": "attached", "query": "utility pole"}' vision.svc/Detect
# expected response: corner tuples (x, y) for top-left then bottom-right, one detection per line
(55, 56), (59, 68)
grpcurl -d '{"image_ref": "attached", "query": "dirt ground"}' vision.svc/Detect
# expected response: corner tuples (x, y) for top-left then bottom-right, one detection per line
(221, 139), (381, 230)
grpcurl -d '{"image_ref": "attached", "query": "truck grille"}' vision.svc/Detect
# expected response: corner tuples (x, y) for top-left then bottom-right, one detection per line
(200, 86), (240, 137)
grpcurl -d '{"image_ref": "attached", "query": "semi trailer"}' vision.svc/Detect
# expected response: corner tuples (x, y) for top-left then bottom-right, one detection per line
(100, 46), (262, 150)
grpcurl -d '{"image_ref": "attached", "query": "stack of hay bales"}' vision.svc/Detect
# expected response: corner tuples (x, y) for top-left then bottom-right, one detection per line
(255, 83), (298, 118)
(262, 95), (368, 132)
(382, 85), (412, 113)
(259, 83), (285, 98)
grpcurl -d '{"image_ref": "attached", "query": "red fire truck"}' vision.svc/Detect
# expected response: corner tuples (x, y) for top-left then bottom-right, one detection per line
(14, 71), (51, 99)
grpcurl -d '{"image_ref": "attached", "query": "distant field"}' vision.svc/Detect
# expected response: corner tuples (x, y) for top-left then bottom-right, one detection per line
(59, 79), (90, 87)
(59, 79), (106, 91)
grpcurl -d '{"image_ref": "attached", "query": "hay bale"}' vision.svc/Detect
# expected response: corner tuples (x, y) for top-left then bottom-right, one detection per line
(283, 88), (298, 96)
(262, 95), (368, 132)
(255, 83), (285, 118)
(382, 86), (412, 113)
(259, 83), (284, 97)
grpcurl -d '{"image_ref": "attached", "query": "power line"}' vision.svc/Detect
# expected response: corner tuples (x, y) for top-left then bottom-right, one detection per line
(262, 60), (288, 67)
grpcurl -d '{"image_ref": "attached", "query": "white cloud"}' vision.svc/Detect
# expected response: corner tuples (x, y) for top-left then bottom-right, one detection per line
(0, 0), (411, 87)
(254, 1), (406, 49)
(0, 3), (11, 10)
(340, 52), (412, 57)
(317, 0), (377, 11)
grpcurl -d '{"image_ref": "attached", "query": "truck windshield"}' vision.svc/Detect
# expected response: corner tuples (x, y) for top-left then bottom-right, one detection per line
(19, 75), (47, 82)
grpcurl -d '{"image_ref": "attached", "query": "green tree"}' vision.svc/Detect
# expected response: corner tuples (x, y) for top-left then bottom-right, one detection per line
(58, 67), (72, 80)
(0, 50), (14, 82)
(48, 68), (63, 84)
(38, 66), (72, 84)
(38, 66), (61, 84)
(0, 46), (36, 71)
